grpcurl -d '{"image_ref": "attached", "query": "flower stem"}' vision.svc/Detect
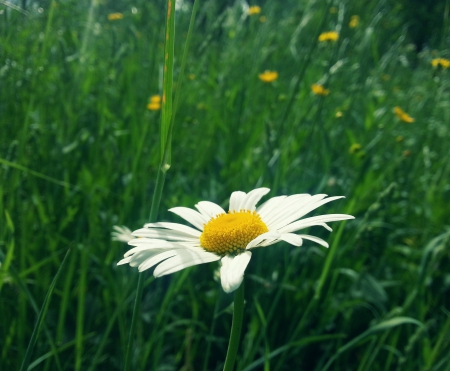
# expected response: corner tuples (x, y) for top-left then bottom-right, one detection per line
(123, 167), (167, 371)
(223, 282), (245, 371)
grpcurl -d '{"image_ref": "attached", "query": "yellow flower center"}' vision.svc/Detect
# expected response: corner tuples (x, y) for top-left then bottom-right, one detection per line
(200, 211), (269, 256)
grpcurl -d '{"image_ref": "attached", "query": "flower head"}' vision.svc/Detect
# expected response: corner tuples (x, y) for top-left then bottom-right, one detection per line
(118, 188), (354, 293)
(258, 70), (278, 83)
(311, 84), (330, 96)
(248, 6), (261, 15)
(147, 95), (161, 111)
(349, 15), (359, 28)
(108, 13), (124, 21)
(431, 58), (450, 69)
(394, 106), (414, 123)
(318, 31), (339, 42)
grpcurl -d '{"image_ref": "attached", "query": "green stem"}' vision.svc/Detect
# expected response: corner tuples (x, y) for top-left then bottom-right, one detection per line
(123, 168), (166, 371)
(223, 282), (245, 371)
(20, 248), (71, 371)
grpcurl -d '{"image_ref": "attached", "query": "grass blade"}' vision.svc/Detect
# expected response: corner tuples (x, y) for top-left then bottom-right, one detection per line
(19, 248), (72, 371)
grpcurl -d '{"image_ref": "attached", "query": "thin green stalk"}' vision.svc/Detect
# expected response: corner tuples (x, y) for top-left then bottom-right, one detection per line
(160, 0), (176, 169)
(223, 282), (245, 371)
(123, 1), (175, 370)
(123, 169), (166, 371)
(20, 248), (71, 371)
(314, 198), (355, 301)
(202, 285), (223, 371)
(75, 248), (87, 371)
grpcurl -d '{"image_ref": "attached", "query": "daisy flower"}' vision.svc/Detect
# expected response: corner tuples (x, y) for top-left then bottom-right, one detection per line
(118, 188), (354, 293)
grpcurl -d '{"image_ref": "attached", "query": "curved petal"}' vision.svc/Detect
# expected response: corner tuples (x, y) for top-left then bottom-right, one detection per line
(112, 225), (134, 243)
(246, 231), (281, 249)
(274, 196), (346, 230)
(125, 239), (202, 255)
(127, 250), (168, 267)
(263, 194), (325, 229)
(278, 214), (354, 233)
(138, 250), (179, 272)
(220, 252), (252, 293)
(256, 195), (288, 216)
(144, 222), (201, 238)
(195, 201), (226, 218)
(132, 228), (200, 242)
(169, 207), (208, 231)
(154, 250), (220, 277)
(298, 234), (329, 248)
(279, 233), (303, 246)
(229, 191), (246, 212)
(240, 188), (270, 211)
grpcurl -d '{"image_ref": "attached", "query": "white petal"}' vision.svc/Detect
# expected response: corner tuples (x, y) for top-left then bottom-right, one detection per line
(124, 241), (173, 256)
(220, 252), (252, 293)
(246, 231), (281, 249)
(263, 194), (325, 229)
(138, 250), (179, 272)
(126, 240), (203, 256)
(112, 225), (134, 243)
(128, 250), (167, 267)
(144, 222), (201, 238)
(256, 195), (288, 216)
(117, 257), (132, 265)
(279, 233), (303, 246)
(195, 201), (226, 218)
(298, 234), (329, 248)
(169, 207), (208, 231)
(279, 214), (354, 233)
(273, 196), (345, 229)
(153, 250), (220, 277)
(229, 191), (246, 212)
(240, 188), (270, 211)
(132, 228), (200, 242)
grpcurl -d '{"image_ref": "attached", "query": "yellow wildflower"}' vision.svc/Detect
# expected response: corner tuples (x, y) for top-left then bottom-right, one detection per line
(259, 16), (267, 23)
(258, 70), (278, 83)
(335, 111), (343, 118)
(431, 58), (450, 69)
(349, 143), (362, 154)
(108, 13), (124, 21)
(349, 15), (359, 28)
(394, 106), (414, 123)
(248, 6), (261, 15)
(318, 31), (339, 42)
(311, 84), (330, 96)
(147, 95), (161, 111)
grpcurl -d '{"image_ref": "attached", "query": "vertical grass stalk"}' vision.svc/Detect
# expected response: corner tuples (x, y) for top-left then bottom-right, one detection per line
(19, 249), (71, 371)
(223, 282), (245, 371)
(123, 1), (175, 370)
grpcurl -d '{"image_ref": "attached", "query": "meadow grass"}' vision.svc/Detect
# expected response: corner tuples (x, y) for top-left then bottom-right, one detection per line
(1, 0), (450, 370)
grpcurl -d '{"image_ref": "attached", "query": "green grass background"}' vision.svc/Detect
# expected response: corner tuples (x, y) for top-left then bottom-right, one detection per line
(1, 0), (450, 370)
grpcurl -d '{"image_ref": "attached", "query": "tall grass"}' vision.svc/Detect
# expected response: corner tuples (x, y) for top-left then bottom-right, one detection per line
(1, 0), (450, 370)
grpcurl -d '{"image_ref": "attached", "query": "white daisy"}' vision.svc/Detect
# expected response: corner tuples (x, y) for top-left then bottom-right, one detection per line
(112, 225), (134, 243)
(117, 188), (354, 293)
